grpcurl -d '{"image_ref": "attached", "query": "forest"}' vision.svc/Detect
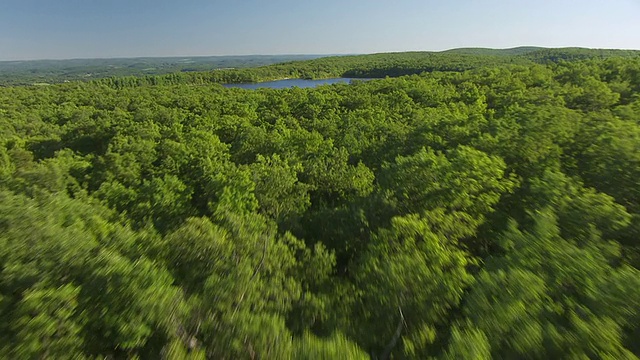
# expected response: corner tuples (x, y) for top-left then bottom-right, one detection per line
(0, 49), (639, 359)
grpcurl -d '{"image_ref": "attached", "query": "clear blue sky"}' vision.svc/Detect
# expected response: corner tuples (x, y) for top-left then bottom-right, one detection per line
(1, 0), (639, 60)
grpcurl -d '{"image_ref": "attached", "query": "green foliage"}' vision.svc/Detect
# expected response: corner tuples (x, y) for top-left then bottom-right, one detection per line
(11, 284), (85, 359)
(442, 325), (491, 360)
(1, 53), (639, 358)
(292, 332), (368, 359)
(347, 214), (474, 358)
(458, 211), (640, 359)
(380, 145), (515, 223)
(250, 154), (311, 224)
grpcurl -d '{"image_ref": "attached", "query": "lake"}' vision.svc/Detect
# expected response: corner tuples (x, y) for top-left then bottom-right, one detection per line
(223, 78), (371, 90)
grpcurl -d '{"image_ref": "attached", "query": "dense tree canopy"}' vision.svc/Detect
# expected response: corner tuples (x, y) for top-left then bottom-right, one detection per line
(0, 51), (639, 358)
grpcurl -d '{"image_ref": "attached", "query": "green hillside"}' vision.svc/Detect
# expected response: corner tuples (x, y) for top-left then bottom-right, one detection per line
(441, 46), (545, 56)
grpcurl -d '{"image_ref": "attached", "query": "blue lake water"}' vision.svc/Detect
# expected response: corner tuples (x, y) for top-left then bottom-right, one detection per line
(223, 78), (371, 90)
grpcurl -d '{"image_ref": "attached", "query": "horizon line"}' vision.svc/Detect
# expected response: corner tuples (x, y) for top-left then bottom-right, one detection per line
(2, 45), (640, 63)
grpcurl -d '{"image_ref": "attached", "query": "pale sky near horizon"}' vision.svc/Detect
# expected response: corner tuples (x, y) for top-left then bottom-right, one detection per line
(0, 0), (639, 61)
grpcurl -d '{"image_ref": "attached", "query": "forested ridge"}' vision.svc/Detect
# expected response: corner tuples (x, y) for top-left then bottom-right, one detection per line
(1, 51), (640, 359)
(4, 46), (640, 87)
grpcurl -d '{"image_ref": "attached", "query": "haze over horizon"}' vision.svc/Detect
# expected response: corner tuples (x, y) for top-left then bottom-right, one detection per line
(1, 0), (639, 61)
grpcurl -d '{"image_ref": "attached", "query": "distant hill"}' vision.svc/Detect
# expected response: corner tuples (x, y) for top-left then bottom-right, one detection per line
(0, 55), (328, 85)
(523, 47), (640, 63)
(441, 46), (640, 60)
(441, 46), (545, 56)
